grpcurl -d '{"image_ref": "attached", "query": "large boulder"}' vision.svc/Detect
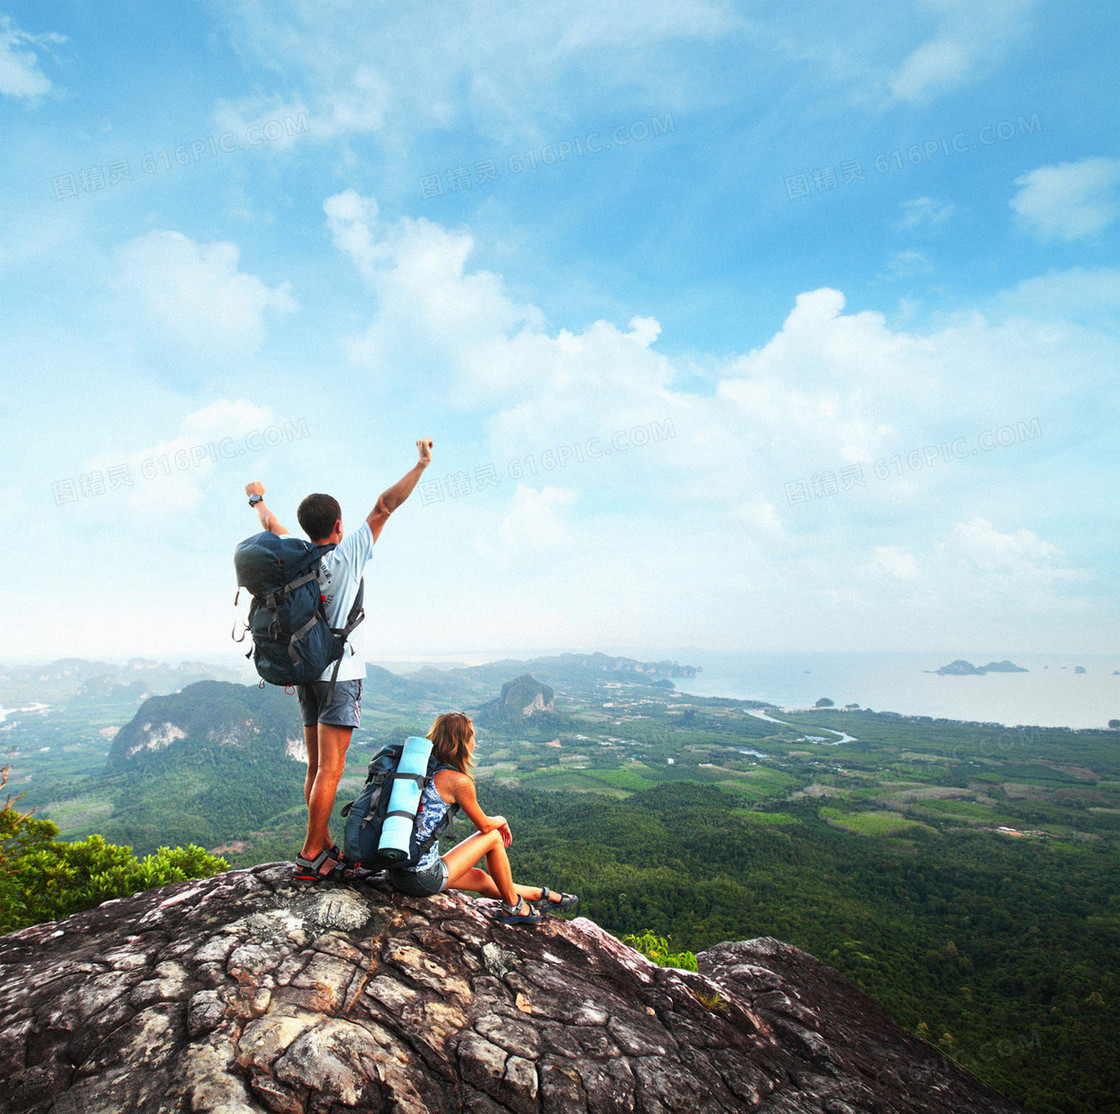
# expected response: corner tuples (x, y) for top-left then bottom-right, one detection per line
(0, 865), (1023, 1113)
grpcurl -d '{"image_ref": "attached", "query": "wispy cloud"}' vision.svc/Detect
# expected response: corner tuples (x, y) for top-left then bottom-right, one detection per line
(1011, 157), (1120, 242)
(114, 231), (298, 354)
(881, 250), (933, 281)
(888, 0), (1034, 102)
(0, 15), (65, 100)
(220, 0), (735, 145)
(896, 197), (956, 231)
(1, 1), (1116, 658)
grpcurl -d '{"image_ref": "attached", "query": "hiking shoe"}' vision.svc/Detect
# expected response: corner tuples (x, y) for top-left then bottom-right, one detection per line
(539, 887), (579, 913)
(292, 848), (343, 883)
(496, 896), (542, 924)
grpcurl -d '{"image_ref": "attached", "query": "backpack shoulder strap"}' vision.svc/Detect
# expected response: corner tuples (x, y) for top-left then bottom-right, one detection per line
(335, 579), (365, 639)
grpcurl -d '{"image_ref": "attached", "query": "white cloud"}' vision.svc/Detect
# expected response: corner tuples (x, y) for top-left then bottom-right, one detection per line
(891, 36), (974, 101)
(496, 484), (578, 555)
(325, 190), (546, 395)
(943, 516), (1058, 571)
(325, 202), (1100, 513)
(713, 288), (920, 463)
(998, 267), (1120, 322)
(869, 545), (920, 582)
(115, 231), (298, 353)
(880, 250), (932, 281)
(311, 200), (1115, 648)
(1011, 158), (1120, 242)
(888, 0), (1033, 103)
(896, 197), (956, 231)
(210, 94), (313, 151)
(85, 398), (282, 515)
(837, 519), (1091, 646)
(220, 0), (735, 144)
(927, 517), (1090, 611)
(729, 500), (785, 536)
(0, 16), (65, 100)
(324, 189), (383, 281)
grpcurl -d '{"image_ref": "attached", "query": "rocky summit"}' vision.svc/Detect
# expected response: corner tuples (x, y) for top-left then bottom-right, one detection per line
(0, 865), (1023, 1114)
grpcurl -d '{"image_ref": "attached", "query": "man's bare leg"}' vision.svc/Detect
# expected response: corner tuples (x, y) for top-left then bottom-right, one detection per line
(303, 724), (319, 809)
(300, 722), (352, 861)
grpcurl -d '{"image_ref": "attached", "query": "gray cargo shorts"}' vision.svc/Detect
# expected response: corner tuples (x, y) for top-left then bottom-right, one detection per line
(296, 679), (362, 728)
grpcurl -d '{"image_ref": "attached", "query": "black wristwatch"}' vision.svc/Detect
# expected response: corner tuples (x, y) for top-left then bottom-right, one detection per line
(248, 494), (263, 507)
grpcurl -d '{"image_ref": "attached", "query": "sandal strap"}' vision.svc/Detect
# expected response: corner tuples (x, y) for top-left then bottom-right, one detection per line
(298, 848), (340, 876)
(497, 895), (542, 923)
(538, 886), (577, 906)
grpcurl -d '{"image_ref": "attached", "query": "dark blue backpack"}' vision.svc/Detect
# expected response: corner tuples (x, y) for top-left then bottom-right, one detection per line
(233, 531), (364, 694)
(341, 744), (459, 870)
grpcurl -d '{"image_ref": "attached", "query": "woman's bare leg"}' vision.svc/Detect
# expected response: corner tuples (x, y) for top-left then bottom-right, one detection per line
(441, 830), (546, 906)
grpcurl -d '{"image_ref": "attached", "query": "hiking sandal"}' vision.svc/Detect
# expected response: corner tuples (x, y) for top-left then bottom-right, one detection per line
(496, 896), (542, 924)
(292, 848), (343, 883)
(539, 887), (579, 913)
(326, 842), (356, 874)
(340, 860), (378, 882)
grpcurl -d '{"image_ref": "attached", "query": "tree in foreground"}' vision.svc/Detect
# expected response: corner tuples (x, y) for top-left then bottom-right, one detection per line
(1, 766), (227, 934)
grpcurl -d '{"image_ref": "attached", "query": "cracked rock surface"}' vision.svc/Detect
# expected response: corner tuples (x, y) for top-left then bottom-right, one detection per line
(0, 864), (1024, 1113)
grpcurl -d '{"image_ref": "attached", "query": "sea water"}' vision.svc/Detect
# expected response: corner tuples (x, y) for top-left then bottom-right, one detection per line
(666, 651), (1120, 731)
(382, 649), (1119, 732)
(0, 703), (49, 725)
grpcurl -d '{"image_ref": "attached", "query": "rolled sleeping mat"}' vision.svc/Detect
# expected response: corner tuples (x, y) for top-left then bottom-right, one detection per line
(377, 735), (434, 861)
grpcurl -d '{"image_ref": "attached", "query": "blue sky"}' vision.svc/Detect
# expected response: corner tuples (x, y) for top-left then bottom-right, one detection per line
(1, 0), (1117, 663)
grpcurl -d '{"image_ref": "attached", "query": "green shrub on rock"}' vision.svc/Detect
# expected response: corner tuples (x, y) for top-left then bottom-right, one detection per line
(1, 766), (226, 934)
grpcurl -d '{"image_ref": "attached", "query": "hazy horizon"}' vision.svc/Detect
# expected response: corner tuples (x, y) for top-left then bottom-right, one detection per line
(3, 647), (1116, 731)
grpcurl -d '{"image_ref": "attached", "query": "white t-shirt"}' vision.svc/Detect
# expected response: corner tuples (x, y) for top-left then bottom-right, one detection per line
(315, 520), (375, 683)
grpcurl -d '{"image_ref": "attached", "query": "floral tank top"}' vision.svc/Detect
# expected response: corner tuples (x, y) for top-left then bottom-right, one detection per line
(409, 771), (456, 872)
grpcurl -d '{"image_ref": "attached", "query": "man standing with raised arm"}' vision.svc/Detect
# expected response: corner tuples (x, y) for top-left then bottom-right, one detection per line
(244, 438), (432, 882)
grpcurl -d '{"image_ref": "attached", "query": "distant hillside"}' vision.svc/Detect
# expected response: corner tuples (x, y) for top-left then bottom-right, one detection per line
(360, 662), (492, 703)
(931, 660), (1029, 676)
(456, 651), (700, 691)
(102, 681), (305, 855)
(503, 673), (555, 713)
(361, 663), (427, 698)
(474, 673), (564, 731)
(108, 681), (301, 770)
(0, 657), (243, 706)
(73, 675), (151, 704)
(536, 651), (699, 677)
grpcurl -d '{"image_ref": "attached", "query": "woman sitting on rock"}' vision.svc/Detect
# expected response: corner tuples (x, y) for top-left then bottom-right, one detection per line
(387, 711), (578, 924)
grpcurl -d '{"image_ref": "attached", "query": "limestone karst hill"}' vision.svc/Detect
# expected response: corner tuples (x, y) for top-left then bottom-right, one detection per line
(0, 865), (1024, 1114)
(475, 675), (558, 729)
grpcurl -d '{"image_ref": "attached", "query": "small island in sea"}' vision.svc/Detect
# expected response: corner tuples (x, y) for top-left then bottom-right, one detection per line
(928, 659), (1029, 676)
